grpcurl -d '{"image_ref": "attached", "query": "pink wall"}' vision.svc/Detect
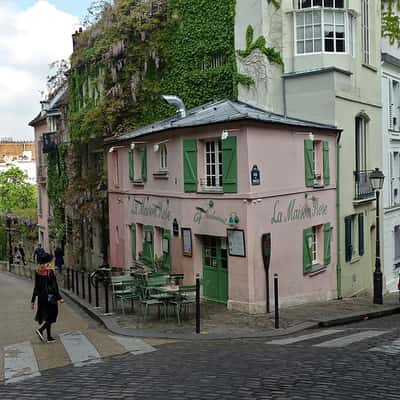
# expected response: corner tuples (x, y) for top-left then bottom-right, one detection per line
(107, 121), (337, 312)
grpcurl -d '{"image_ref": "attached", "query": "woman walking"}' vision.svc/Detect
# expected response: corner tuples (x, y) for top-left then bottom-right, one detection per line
(31, 253), (63, 343)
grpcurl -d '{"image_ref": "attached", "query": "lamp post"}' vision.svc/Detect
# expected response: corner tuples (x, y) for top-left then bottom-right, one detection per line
(370, 168), (385, 305)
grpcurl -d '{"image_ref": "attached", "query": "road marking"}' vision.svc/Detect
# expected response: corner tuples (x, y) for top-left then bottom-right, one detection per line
(369, 338), (400, 354)
(109, 335), (156, 355)
(314, 330), (389, 348)
(266, 329), (344, 345)
(59, 331), (101, 367)
(4, 341), (40, 384)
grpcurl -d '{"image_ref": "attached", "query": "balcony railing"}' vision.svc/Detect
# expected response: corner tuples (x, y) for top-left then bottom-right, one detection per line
(354, 170), (375, 201)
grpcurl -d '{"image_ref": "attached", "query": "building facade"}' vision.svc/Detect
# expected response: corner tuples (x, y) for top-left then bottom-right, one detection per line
(236, 0), (382, 297)
(381, 13), (400, 292)
(106, 100), (338, 312)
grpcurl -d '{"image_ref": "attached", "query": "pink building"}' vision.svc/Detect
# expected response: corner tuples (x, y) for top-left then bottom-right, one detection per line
(106, 100), (339, 312)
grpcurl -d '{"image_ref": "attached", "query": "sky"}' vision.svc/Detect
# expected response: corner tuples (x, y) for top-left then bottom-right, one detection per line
(0, 0), (93, 140)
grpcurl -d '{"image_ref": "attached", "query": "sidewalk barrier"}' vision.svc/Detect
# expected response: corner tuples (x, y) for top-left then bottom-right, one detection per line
(76, 270), (79, 296)
(81, 271), (85, 300)
(196, 273), (201, 334)
(88, 273), (92, 304)
(274, 273), (279, 329)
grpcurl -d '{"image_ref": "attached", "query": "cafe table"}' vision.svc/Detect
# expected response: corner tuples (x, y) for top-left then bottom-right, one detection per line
(150, 286), (180, 320)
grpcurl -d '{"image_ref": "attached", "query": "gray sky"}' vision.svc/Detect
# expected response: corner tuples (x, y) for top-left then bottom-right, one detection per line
(0, 1), (92, 140)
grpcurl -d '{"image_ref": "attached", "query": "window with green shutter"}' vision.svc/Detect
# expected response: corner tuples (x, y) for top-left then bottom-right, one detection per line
(303, 228), (313, 273)
(128, 149), (134, 181)
(323, 141), (330, 186)
(344, 216), (353, 262)
(358, 213), (364, 256)
(304, 139), (314, 187)
(140, 146), (147, 181)
(222, 136), (238, 193)
(324, 223), (331, 265)
(183, 139), (198, 192)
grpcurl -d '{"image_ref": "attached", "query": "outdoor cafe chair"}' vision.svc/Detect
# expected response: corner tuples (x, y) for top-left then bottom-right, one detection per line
(111, 275), (139, 314)
(169, 285), (197, 324)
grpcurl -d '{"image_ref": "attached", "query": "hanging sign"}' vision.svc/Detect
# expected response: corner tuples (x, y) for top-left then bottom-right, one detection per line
(251, 165), (260, 185)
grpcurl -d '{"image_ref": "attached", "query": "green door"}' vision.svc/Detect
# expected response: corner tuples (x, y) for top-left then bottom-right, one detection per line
(203, 237), (228, 304)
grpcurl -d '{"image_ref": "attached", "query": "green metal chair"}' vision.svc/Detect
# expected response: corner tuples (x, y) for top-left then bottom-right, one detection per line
(169, 285), (197, 324)
(111, 275), (139, 314)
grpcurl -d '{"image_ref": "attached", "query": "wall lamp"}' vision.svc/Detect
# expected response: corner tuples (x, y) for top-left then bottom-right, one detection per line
(221, 128), (241, 140)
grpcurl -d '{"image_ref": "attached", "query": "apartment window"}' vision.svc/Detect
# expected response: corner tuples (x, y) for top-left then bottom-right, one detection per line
(113, 151), (119, 186)
(183, 137), (237, 193)
(361, 0), (370, 64)
(394, 225), (400, 262)
(160, 144), (168, 170)
(303, 223), (331, 273)
(389, 79), (400, 131)
(355, 117), (367, 172)
(205, 140), (223, 189)
(344, 213), (364, 262)
(390, 152), (400, 206)
(304, 139), (330, 187)
(128, 145), (147, 182)
(295, 1), (351, 55)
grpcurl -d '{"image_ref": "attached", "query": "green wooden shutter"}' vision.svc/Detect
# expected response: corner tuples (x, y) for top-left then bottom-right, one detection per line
(141, 146), (147, 181)
(130, 224), (136, 260)
(304, 139), (314, 187)
(323, 141), (330, 186)
(162, 229), (171, 272)
(222, 136), (238, 193)
(128, 149), (134, 181)
(344, 216), (353, 262)
(303, 228), (313, 273)
(358, 213), (364, 256)
(324, 223), (331, 266)
(183, 139), (198, 192)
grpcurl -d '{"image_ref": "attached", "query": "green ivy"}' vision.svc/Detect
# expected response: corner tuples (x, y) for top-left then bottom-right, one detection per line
(267, 0), (281, 10)
(237, 25), (283, 67)
(46, 144), (68, 243)
(68, 0), (237, 144)
(382, 0), (400, 47)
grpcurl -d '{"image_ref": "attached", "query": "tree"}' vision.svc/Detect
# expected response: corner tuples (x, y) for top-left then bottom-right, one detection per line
(0, 167), (37, 211)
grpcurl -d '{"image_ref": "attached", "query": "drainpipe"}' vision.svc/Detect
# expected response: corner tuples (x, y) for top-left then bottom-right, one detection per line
(336, 130), (342, 300)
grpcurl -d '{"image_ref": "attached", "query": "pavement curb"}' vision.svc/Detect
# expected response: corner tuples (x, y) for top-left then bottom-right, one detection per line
(318, 306), (400, 327)
(60, 288), (318, 340)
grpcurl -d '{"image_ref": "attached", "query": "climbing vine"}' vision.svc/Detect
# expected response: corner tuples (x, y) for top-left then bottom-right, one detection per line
(68, 0), (237, 144)
(46, 144), (68, 243)
(237, 25), (283, 67)
(382, 0), (400, 47)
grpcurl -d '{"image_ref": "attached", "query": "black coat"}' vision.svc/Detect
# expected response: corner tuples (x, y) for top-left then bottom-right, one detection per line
(31, 270), (62, 324)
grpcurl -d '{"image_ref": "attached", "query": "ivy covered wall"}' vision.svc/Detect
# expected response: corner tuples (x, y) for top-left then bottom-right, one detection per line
(69, 0), (237, 143)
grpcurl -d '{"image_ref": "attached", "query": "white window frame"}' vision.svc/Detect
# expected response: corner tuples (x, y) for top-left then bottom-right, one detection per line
(294, 1), (351, 56)
(204, 140), (223, 189)
(312, 226), (318, 264)
(355, 117), (367, 172)
(361, 0), (370, 65)
(160, 144), (168, 170)
(113, 151), (119, 186)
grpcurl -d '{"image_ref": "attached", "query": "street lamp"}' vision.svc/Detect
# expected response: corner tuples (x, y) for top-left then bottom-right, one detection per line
(370, 168), (385, 304)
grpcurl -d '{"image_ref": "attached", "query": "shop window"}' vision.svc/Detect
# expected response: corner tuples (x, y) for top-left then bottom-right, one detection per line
(303, 223), (331, 273)
(183, 136), (237, 193)
(142, 225), (154, 265)
(304, 139), (330, 187)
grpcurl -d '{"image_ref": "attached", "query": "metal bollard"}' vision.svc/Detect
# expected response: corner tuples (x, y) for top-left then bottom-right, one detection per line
(95, 281), (99, 307)
(195, 273), (201, 334)
(88, 274), (92, 304)
(81, 271), (85, 299)
(104, 281), (110, 314)
(76, 271), (79, 296)
(71, 269), (75, 292)
(67, 268), (70, 290)
(274, 273), (279, 329)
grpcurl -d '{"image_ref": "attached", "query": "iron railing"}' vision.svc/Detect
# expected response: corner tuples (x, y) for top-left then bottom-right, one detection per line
(354, 170), (375, 200)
